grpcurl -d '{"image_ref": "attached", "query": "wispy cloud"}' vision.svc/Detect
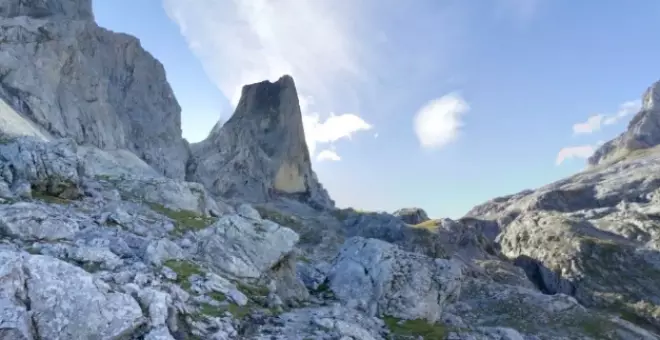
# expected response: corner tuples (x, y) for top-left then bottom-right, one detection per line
(573, 114), (604, 135)
(572, 100), (641, 135)
(413, 93), (470, 149)
(317, 149), (341, 162)
(163, 0), (374, 159)
(555, 145), (595, 166)
(603, 100), (642, 125)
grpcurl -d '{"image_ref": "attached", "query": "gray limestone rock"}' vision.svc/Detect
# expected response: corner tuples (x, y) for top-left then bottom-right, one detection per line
(0, 0), (93, 19)
(187, 75), (334, 209)
(393, 207), (430, 225)
(466, 116), (660, 331)
(0, 0), (189, 179)
(195, 213), (299, 278)
(0, 137), (83, 199)
(0, 202), (80, 240)
(327, 237), (463, 322)
(589, 80), (660, 166)
(251, 305), (387, 340)
(0, 250), (145, 339)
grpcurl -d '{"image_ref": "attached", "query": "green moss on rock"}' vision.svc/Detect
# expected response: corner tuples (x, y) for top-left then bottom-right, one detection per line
(164, 259), (203, 291)
(32, 191), (71, 205)
(384, 316), (448, 339)
(148, 203), (215, 235)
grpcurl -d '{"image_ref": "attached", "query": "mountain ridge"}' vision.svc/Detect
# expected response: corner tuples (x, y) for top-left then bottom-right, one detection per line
(0, 1), (659, 339)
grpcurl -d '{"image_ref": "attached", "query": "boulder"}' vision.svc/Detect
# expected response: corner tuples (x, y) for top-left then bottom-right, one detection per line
(393, 207), (430, 225)
(327, 237), (462, 322)
(0, 249), (144, 339)
(195, 214), (299, 278)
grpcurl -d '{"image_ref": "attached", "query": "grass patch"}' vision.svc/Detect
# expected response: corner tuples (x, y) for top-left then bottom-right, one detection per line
(196, 301), (252, 320)
(164, 259), (204, 291)
(149, 203), (215, 235)
(384, 316), (448, 339)
(94, 174), (115, 182)
(413, 219), (439, 231)
(32, 191), (71, 205)
(208, 291), (227, 302)
(236, 281), (270, 297)
(254, 206), (303, 231)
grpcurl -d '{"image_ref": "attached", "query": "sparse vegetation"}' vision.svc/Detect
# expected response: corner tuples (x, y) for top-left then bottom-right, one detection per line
(148, 203), (215, 235)
(383, 316), (449, 339)
(208, 291), (227, 302)
(254, 206), (323, 244)
(413, 219), (439, 231)
(32, 191), (71, 205)
(164, 259), (204, 291)
(254, 206), (303, 230)
(235, 281), (270, 297)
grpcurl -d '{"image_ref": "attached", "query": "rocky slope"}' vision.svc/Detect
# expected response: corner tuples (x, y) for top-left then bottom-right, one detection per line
(467, 80), (660, 335)
(1, 0), (660, 339)
(0, 0), (189, 179)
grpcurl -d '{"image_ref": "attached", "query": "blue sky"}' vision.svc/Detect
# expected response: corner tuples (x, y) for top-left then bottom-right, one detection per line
(93, 0), (660, 219)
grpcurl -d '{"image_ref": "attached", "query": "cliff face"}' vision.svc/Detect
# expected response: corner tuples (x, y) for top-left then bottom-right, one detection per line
(0, 0), (189, 179)
(187, 75), (334, 209)
(589, 80), (660, 166)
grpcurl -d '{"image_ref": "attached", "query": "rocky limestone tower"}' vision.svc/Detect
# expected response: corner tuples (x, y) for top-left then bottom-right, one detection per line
(589, 79), (660, 166)
(188, 75), (334, 209)
(0, 0), (189, 179)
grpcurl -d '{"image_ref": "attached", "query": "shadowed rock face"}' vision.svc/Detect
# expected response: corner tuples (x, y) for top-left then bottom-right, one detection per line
(0, 0), (189, 179)
(589, 80), (660, 167)
(188, 75), (334, 209)
(393, 207), (430, 225)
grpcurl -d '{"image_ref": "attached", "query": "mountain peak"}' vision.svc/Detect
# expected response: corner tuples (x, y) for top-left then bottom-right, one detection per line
(187, 75), (334, 208)
(588, 79), (660, 166)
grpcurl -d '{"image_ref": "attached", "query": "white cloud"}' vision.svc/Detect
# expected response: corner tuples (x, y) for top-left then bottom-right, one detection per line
(413, 93), (469, 149)
(573, 100), (642, 134)
(603, 100), (642, 125)
(317, 149), (341, 162)
(555, 145), (595, 165)
(302, 113), (373, 156)
(573, 114), (603, 134)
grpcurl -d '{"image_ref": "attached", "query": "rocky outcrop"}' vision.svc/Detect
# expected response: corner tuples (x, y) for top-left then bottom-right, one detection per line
(187, 75), (334, 209)
(327, 237), (462, 322)
(392, 207), (430, 225)
(466, 101), (660, 331)
(0, 0), (189, 179)
(589, 80), (660, 166)
(195, 212), (300, 279)
(0, 249), (144, 339)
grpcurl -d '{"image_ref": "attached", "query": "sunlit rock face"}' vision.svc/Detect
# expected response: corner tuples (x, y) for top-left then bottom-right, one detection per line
(589, 80), (660, 167)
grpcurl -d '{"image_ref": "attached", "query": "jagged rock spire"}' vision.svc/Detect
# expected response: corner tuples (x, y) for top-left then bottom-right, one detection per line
(187, 75), (334, 208)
